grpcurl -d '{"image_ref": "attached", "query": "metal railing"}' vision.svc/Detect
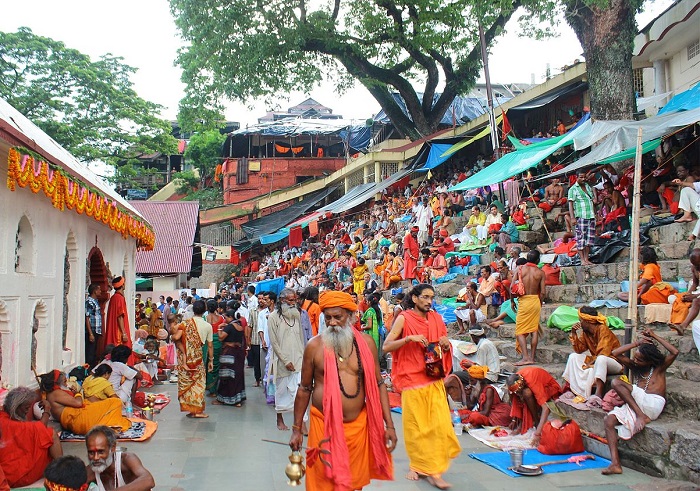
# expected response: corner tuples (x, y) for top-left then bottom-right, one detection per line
(200, 223), (245, 246)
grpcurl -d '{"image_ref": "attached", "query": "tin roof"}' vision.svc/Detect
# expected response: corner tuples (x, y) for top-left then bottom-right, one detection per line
(131, 201), (200, 274)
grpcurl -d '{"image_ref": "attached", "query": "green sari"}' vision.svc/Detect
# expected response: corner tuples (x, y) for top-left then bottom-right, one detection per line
(361, 307), (382, 349)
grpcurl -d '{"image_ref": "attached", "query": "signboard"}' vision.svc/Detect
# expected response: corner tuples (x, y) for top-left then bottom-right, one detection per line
(126, 189), (148, 200)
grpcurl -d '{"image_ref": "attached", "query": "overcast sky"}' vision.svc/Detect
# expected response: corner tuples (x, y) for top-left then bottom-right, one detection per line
(0, 0), (674, 126)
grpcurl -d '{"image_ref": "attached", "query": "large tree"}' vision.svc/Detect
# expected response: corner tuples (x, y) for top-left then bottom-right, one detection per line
(0, 28), (177, 166)
(562, 0), (638, 120)
(170, 0), (563, 140)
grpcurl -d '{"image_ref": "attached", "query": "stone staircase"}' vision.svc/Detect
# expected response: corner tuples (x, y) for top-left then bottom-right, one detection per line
(438, 216), (700, 485)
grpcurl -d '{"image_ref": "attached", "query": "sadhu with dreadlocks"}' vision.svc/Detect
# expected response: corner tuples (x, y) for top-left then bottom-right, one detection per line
(0, 386), (63, 487)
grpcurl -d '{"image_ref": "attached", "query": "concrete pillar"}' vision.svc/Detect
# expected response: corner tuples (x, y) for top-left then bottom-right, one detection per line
(363, 164), (370, 184)
(375, 161), (382, 183)
(653, 59), (667, 97)
(344, 176), (350, 193)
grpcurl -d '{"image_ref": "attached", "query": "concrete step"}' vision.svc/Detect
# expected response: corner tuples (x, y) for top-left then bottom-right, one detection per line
(557, 259), (692, 285)
(545, 283), (622, 303)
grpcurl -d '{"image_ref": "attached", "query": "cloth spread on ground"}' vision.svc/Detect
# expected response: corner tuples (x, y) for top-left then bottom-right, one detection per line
(467, 427), (536, 450)
(469, 450), (610, 477)
(547, 305), (625, 331)
(588, 299), (628, 309)
(643, 303), (672, 324)
(402, 381), (461, 476)
(433, 303), (458, 324)
(315, 329), (392, 490)
(59, 418), (157, 442)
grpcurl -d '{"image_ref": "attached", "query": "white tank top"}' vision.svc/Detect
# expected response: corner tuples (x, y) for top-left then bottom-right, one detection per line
(95, 451), (126, 490)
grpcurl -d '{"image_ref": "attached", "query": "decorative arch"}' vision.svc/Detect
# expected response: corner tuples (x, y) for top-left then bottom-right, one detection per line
(87, 246), (109, 358)
(31, 299), (49, 375)
(63, 231), (79, 351)
(15, 215), (35, 274)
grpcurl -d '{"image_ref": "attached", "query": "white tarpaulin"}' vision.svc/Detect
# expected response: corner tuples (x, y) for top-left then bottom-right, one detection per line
(545, 107), (700, 179)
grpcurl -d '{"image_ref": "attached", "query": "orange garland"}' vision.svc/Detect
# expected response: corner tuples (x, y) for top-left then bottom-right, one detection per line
(6, 147), (155, 250)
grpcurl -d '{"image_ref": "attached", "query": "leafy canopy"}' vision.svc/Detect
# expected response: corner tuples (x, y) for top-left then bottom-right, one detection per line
(170, 0), (556, 139)
(184, 129), (226, 180)
(0, 27), (177, 165)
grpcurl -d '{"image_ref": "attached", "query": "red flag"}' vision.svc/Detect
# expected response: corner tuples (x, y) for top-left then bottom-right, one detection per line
(501, 109), (511, 142)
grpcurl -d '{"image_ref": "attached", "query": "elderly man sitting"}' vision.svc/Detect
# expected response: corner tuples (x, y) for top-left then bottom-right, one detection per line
(458, 327), (500, 383)
(562, 306), (622, 400)
(0, 387), (63, 488)
(86, 426), (155, 490)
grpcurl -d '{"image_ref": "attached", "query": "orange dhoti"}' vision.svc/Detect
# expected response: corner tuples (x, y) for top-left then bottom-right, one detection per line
(306, 405), (393, 490)
(60, 398), (130, 435)
(671, 295), (692, 324)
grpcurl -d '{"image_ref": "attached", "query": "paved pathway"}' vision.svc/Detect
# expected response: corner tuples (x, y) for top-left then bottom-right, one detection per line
(60, 372), (668, 491)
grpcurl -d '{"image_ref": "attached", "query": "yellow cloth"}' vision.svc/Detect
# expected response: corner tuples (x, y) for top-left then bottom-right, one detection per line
(60, 398), (130, 435)
(402, 380), (461, 476)
(319, 291), (358, 312)
(467, 365), (489, 380)
(578, 309), (607, 327)
(81, 375), (116, 400)
(515, 295), (541, 353)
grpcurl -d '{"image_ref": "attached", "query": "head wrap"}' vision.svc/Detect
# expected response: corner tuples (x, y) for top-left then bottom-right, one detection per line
(468, 327), (485, 336)
(44, 480), (88, 491)
(112, 276), (125, 289)
(157, 328), (169, 340)
(467, 365), (489, 380)
(411, 226), (419, 232)
(578, 308), (608, 326)
(134, 329), (148, 340)
(440, 229), (448, 237)
(319, 291), (358, 312)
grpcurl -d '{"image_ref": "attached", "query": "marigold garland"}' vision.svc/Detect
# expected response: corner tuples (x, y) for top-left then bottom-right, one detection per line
(6, 147), (155, 250)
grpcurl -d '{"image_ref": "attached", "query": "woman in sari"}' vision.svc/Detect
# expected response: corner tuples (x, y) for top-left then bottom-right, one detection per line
(205, 300), (225, 396)
(353, 257), (369, 294)
(214, 310), (247, 406)
(171, 300), (213, 418)
(361, 293), (384, 349)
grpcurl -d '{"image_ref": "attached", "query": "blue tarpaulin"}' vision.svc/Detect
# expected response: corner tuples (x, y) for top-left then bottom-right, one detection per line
(658, 82), (700, 114)
(419, 143), (455, 170)
(251, 277), (285, 296)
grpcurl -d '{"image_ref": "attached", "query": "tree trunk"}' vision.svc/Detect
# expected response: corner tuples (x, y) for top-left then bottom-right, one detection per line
(565, 0), (637, 121)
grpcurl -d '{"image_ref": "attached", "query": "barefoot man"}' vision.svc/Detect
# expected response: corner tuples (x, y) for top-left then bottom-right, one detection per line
(383, 284), (460, 489)
(289, 291), (395, 490)
(602, 328), (678, 475)
(513, 250), (545, 366)
(670, 248), (700, 335)
(568, 171), (597, 265)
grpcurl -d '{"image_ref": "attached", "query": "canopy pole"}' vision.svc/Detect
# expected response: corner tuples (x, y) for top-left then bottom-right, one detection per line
(627, 127), (644, 338)
(524, 180), (553, 244)
(478, 21), (498, 154)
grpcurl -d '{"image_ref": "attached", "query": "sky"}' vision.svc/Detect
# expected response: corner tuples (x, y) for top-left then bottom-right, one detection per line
(0, 0), (675, 127)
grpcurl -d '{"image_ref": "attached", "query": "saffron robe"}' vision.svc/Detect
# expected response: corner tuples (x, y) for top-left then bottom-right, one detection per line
(0, 411), (54, 487)
(510, 367), (562, 434)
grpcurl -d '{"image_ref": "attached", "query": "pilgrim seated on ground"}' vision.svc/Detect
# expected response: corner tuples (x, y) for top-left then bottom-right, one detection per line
(40, 370), (131, 436)
(0, 387), (63, 488)
(96, 345), (143, 404)
(507, 367), (562, 438)
(450, 366), (511, 427)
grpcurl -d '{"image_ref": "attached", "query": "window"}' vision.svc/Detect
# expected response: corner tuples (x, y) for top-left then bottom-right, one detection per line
(15, 216), (34, 273)
(688, 39), (700, 61)
(236, 158), (249, 185)
(632, 68), (644, 98)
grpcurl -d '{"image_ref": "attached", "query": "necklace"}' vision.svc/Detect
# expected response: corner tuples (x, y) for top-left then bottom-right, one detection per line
(336, 342), (354, 363)
(336, 337), (363, 399)
(640, 366), (654, 392)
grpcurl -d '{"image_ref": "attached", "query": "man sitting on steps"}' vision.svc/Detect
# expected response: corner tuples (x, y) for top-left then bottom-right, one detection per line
(602, 328), (678, 475)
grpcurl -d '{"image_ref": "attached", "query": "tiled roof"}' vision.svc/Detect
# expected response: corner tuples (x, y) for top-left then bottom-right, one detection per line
(131, 201), (199, 274)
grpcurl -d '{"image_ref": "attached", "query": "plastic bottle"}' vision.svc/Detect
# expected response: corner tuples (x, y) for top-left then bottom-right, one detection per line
(451, 410), (461, 425)
(125, 400), (133, 417)
(678, 277), (688, 293)
(560, 270), (568, 285)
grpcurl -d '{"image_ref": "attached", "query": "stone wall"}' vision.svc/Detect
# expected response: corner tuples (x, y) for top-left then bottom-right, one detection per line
(191, 263), (235, 289)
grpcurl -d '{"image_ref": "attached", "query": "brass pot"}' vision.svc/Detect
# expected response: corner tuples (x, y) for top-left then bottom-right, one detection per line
(285, 451), (305, 486)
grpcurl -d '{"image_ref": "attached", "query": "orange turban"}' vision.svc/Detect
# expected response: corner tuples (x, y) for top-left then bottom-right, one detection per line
(319, 291), (358, 312)
(467, 365), (489, 380)
(112, 276), (125, 289)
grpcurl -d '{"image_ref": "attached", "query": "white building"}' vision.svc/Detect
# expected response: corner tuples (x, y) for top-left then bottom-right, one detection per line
(0, 97), (155, 389)
(633, 0), (700, 114)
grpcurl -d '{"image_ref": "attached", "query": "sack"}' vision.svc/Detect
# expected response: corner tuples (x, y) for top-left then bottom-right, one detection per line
(424, 343), (445, 379)
(537, 419), (584, 455)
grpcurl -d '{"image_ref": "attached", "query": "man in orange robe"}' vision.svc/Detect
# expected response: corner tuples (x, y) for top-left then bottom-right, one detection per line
(105, 276), (133, 363)
(403, 227), (420, 280)
(508, 367), (562, 438)
(290, 291), (395, 490)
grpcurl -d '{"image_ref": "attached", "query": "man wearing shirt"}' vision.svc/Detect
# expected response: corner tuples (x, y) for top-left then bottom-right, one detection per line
(568, 171), (597, 265)
(494, 214), (519, 249)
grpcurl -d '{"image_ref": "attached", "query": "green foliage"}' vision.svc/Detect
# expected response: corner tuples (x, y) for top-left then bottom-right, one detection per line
(169, 0), (556, 139)
(184, 129), (226, 182)
(0, 28), (178, 165)
(173, 170), (200, 195)
(182, 186), (224, 209)
(111, 163), (163, 191)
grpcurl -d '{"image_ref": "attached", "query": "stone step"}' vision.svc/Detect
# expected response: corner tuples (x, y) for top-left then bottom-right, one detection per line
(558, 259), (692, 285)
(645, 220), (697, 246)
(545, 283), (622, 303)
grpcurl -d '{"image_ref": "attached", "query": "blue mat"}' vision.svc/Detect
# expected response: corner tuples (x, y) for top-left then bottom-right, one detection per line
(469, 450), (610, 478)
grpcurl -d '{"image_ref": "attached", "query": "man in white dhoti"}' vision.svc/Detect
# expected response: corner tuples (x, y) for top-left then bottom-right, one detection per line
(268, 288), (306, 431)
(673, 179), (700, 240)
(602, 328), (678, 475)
(562, 307), (623, 399)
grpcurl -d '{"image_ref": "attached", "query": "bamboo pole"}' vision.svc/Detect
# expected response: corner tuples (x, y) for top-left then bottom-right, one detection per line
(627, 127), (644, 339)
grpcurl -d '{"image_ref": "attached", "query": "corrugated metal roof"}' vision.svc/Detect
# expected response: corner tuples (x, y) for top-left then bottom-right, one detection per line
(131, 201), (199, 274)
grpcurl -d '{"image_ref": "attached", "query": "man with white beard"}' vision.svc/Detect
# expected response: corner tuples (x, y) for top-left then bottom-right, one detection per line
(268, 288), (307, 431)
(85, 425), (154, 490)
(290, 291), (395, 490)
